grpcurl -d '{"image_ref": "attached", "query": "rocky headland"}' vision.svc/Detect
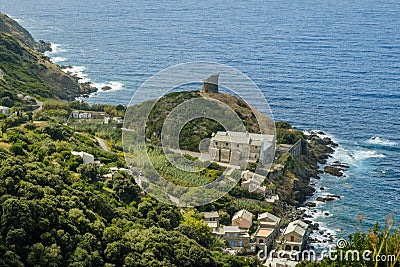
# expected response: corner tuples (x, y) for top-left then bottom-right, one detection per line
(0, 13), (97, 100)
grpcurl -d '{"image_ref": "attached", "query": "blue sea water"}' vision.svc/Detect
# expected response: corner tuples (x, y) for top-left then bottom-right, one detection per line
(2, 0), (399, 243)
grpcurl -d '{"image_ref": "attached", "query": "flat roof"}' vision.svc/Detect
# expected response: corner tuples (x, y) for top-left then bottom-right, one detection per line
(255, 228), (274, 238)
(211, 131), (274, 145)
(203, 211), (219, 218)
(206, 221), (219, 229)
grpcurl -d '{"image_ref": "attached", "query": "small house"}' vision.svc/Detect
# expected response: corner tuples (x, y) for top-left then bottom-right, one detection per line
(280, 220), (309, 252)
(216, 226), (251, 248)
(232, 209), (253, 230)
(203, 211), (220, 232)
(254, 227), (276, 250)
(258, 212), (281, 234)
(0, 106), (10, 115)
(71, 151), (95, 164)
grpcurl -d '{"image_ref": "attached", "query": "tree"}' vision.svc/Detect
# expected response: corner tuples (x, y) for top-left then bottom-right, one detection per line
(78, 164), (100, 183)
(10, 143), (25, 156)
(112, 175), (140, 204)
(178, 210), (212, 246)
(0, 121), (6, 136)
(87, 195), (115, 221)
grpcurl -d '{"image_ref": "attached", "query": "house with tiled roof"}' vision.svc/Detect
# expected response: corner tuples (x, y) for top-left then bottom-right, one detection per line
(232, 209), (253, 230)
(253, 212), (281, 249)
(258, 212), (281, 232)
(209, 131), (275, 166)
(254, 227), (275, 250)
(240, 170), (269, 196)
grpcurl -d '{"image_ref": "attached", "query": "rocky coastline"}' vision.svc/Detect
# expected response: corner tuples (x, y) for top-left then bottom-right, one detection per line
(302, 131), (350, 247)
(0, 13), (98, 100)
(280, 130), (348, 247)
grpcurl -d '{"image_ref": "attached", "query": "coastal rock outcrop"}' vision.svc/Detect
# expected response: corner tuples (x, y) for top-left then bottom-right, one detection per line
(307, 136), (336, 164)
(101, 85), (112, 91)
(316, 194), (340, 202)
(324, 166), (344, 177)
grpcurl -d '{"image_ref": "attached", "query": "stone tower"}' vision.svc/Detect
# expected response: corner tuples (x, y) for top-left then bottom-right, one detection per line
(201, 74), (219, 93)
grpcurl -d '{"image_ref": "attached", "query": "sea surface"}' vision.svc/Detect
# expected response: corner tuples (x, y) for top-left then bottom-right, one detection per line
(2, 0), (399, 245)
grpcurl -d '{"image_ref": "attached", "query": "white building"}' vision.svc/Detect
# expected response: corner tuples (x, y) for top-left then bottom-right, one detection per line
(241, 170), (268, 196)
(79, 112), (91, 119)
(209, 131), (275, 166)
(71, 110), (92, 119)
(254, 212), (281, 250)
(71, 151), (95, 164)
(72, 110), (80, 119)
(203, 211), (220, 232)
(0, 106), (10, 115)
(215, 226), (251, 248)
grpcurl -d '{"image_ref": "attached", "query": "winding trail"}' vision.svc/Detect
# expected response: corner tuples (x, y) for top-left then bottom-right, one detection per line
(95, 136), (109, 152)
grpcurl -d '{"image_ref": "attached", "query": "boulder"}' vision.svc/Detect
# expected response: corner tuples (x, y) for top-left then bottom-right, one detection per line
(331, 162), (350, 169)
(305, 202), (317, 207)
(101, 85), (112, 91)
(316, 195), (339, 202)
(324, 166), (344, 177)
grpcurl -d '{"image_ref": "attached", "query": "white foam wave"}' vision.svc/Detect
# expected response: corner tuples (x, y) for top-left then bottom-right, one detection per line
(5, 14), (22, 23)
(303, 130), (338, 143)
(44, 43), (68, 64)
(49, 43), (66, 54)
(43, 43), (122, 94)
(366, 137), (397, 147)
(62, 66), (89, 83)
(329, 146), (385, 165)
(51, 57), (67, 64)
(301, 207), (337, 247)
(62, 66), (123, 92)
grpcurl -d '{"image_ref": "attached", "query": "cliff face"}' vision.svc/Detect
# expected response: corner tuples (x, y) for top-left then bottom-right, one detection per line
(0, 13), (96, 100)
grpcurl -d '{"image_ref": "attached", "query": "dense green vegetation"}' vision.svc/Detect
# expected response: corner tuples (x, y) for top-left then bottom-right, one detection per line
(0, 121), (260, 266)
(0, 32), (53, 98)
(275, 121), (305, 145)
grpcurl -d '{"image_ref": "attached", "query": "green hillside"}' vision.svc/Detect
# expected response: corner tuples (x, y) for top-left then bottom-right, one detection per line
(0, 13), (96, 101)
(126, 90), (275, 152)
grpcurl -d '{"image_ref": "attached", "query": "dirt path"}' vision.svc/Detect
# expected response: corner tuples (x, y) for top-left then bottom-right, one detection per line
(95, 136), (109, 152)
(33, 99), (43, 113)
